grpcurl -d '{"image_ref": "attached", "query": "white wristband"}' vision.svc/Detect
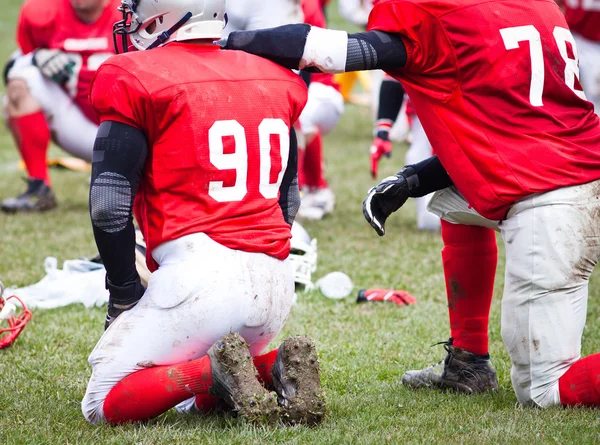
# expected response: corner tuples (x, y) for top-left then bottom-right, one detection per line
(300, 27), (348, 74)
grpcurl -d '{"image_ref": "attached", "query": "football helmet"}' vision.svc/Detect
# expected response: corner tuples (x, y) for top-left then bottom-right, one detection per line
(113, 0), (227, 53)
(0, 281), (32, 349)
(289, 222), (318, 291)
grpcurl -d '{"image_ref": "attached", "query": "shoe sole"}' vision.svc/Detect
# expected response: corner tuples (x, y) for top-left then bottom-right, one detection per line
(208, 333), (279, 425)
(272, 335), (326, 425)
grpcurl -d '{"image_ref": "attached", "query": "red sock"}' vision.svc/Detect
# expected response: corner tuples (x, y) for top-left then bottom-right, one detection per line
(441, 221), (497, 356)
(8, 112), (51, 184)
(559, 353), (600, 406)
(193, 349), (279, 414)
(103, 355), (212, 424)
(253, 349), (278, 387)
(304, 133), (328, 188)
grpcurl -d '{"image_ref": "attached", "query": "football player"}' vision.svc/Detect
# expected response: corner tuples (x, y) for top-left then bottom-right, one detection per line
(2, 0), (121, 213)
(81, 0), (324, 426)
(221, 0), (600, 408)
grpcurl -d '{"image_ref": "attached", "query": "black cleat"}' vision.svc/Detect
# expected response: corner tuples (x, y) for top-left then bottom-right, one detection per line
(401, 339), (498, 394)
(208, 333), (279, 425)
(1, 178), (57, 214)
(272, 335), (326, 425)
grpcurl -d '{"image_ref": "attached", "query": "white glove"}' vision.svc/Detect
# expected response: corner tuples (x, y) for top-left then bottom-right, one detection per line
(33, 49), (76, 85)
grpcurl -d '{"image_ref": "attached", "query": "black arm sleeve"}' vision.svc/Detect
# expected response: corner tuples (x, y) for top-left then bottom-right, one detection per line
(278, 128), (300, 226)
(401, 155), (454, 198)
(221, 25), (407, 73)
(346, 31), (407, 72)
(89, 121), (148, 304)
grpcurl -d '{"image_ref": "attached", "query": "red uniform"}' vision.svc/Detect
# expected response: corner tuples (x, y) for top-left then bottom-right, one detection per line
(16, 0), (120, 123)
(302, 0), (342, 91)
(564, 0), (600, 41)
(368, 0), (600, 220)
(91, 44), (307, 271)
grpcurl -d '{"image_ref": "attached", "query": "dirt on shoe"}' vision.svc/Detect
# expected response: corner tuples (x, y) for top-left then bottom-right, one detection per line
(272, 335), (326, 426)
(208, 332), (279, 425)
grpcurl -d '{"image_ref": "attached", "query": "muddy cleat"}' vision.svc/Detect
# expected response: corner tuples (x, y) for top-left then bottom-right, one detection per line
(401, 339), (498, 394)
(272, 335), (326, 425)
(1, 178), (57, 214)
(208, 333), (279, 425)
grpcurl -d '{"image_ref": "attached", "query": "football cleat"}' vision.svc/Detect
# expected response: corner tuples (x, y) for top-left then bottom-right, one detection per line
(357, 289), (417, 306)
(370, 136), (392, 179)
(401, 339), (498, 394)
(272, 335), (326, 425)
(1, 178), (57, 213)
(0, 281), (33, 349)
(208, 333), (279, 424)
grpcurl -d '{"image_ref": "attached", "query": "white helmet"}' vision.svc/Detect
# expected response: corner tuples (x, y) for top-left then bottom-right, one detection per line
(113, 0), (227, 53)
(289, 222), (318, 291)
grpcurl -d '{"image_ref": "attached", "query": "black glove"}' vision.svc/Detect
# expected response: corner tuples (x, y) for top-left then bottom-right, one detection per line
(362, 173), (411, 236)
(32, 48), (76, 85)
(105, 276), (145, 330)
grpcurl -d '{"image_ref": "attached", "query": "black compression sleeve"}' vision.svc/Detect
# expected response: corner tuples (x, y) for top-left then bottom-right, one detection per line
(376, 79), (405, 139)
(346, 31), (407, 72)
(401, 155), (453, 198)
(89, 121), (148, 298)
(278, 128), (300, 226)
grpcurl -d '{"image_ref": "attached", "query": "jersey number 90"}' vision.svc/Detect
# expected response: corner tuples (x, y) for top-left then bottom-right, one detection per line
(208, 118), (290, 203)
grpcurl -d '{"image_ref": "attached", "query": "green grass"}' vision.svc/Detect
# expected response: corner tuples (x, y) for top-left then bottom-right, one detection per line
(1, 1), (600, 444)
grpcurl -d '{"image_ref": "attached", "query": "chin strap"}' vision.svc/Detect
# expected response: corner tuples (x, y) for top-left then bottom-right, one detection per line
(146, 12), (193, 50)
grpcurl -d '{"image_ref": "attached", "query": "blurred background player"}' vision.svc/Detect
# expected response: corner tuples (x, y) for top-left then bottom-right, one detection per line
(297, 0), (344, 220)
(2, 0), (120, 213)
(225, 0), (343, 220)
(562, 0), (600, 113)
(82, 0), (323, 426)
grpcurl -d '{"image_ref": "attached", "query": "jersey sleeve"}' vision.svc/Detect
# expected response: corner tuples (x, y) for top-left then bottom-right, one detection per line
(367, 0), (449, 75)
(16, 0), (56, 53)
(90, 62), (150, 130)
(288, 76), (309, 125)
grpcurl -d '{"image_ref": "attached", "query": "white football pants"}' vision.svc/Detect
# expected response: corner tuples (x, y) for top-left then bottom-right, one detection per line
(299, 82), (345, 137)
(405, 117), (440, 232)
(224, 0), (303, 36)
(6, 54), (97, 162)
(82, 233), (294, 424)
(428, 180), (600, 407)
(574, 33), (600, 114)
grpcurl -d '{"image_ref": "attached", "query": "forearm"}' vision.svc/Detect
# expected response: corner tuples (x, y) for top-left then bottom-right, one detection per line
(89, 121), (148, 304)
(278, 128), (300, 226)
(221, 25), (407, 73)
(401, 155), (453, 198)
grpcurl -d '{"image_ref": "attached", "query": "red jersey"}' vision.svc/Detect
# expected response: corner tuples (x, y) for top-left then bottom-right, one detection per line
(91, 44), (307, 271)
(16, 0), (120, 123)
(564, 0), (600, 42)
(302, 0), (342, 92)
(368, 0), (600, 220)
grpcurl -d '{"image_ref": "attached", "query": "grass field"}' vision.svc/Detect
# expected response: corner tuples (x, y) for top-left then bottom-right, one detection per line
(1, 1), (600, 444)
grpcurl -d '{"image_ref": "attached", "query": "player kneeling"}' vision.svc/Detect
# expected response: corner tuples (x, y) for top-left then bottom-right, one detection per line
(81, 0), (324, 425)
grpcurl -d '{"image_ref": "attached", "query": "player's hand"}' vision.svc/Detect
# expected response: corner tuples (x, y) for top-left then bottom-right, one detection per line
(33, 49), (76, 85)
(104, 276), (145, 330)
(370, 136), (392, 179)
(362, 173), (410, 236)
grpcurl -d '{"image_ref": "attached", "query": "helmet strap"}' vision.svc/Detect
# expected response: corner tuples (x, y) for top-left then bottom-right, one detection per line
(146, 11), (193, 50)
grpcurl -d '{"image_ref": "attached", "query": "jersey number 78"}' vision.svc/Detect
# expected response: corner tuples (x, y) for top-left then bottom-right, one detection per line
(500, 25), (586, 106)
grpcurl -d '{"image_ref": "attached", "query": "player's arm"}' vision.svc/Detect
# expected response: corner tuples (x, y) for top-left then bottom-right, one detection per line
(363, 156), (453, 236)
(90, 121), (147, 329)
(219, 25), (407, 73)
(279, 128), (301, 226)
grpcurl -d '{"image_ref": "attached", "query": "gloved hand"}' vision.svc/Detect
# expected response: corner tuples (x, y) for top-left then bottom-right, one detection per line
(32, 49), (76, 85)
(369, 136), (392, 179)
(105, 276), (145, 330)
(362, 172), (410, 236)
